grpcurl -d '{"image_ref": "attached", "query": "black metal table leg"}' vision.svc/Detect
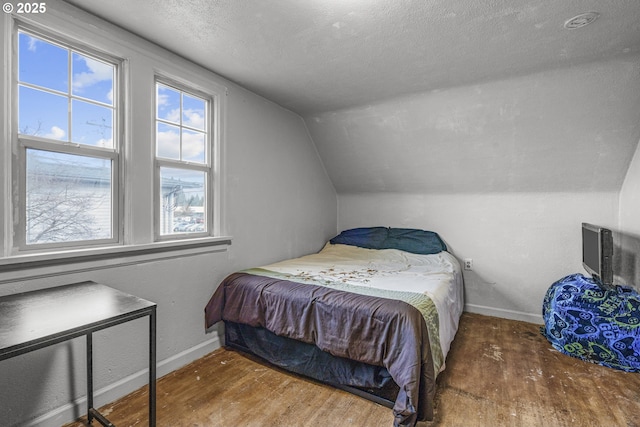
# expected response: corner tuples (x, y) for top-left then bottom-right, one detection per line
(149, 307), (157, 426)
(87, 332), (94, 424)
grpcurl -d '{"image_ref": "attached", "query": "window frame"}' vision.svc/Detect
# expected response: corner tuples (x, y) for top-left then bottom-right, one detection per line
(153, 76), (216, 241)
(0, 11), (228, 273)
(12, 24), (124, 253)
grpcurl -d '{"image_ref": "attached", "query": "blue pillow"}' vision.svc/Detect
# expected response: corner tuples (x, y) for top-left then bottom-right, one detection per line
(382, 228), (447, 255)
(330, 227), (447, 255)
(329, 227), (389, 249)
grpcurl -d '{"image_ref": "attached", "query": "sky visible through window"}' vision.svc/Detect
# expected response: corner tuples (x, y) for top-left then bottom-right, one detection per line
(156, 83), (207, 164)
(18, 31), (114, 147)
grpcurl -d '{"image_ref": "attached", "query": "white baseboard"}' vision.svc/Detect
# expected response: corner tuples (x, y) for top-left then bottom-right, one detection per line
(465, 303), (543, 325)
(25, 336), (221, 427)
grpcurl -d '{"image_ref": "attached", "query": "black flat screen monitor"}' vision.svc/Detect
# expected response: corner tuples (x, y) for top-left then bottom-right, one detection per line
(582, 222), (613, 288)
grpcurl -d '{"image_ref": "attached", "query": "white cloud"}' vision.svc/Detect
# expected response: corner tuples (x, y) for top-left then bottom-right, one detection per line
(164, 108), (181, 124)
(157, 128), (205, 162)
(182, 131), (206, 162)
(72, 56), (113, 94)
(158, 108), (204, 129)
(183, 109), (205, 130)
(45, 126), (66, 140)
(27, 36), (38, 52)
(157, 92), (170, 108)
(157, 128), (180, 159)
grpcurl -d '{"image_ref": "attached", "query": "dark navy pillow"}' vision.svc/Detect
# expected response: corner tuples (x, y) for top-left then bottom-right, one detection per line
(329, 227), (389, 249)
(381, 228), (447, 255)
(330, 227), (447, 255)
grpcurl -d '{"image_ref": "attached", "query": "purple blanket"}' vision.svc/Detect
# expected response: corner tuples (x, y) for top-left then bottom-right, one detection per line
(205, 272), (436, 426)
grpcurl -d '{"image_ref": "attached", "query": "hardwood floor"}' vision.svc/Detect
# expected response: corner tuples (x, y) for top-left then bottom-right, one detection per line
(63, 313), (640, 427)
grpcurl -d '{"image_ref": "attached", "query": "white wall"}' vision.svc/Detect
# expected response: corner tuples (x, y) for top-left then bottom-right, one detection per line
(338, 191), (619, 323)
(618, 139), (640, 290)
(0, 3), (336, 426)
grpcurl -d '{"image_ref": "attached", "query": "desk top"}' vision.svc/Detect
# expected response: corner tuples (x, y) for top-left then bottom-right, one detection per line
(0, 281), (156, 360)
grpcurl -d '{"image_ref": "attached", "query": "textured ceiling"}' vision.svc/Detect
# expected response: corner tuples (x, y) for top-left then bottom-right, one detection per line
(64, 0), (640, 115)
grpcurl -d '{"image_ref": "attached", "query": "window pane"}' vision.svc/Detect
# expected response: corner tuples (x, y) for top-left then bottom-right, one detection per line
(71, 99), (113, 148)
(72, 52), (114, 105)
(182, 129), (206, 163)
(156, 84), (180, 124)
(26, 149), (112, 244)
(155, 81), (211, 240)
(157, 122), (180, 159)
(160, 167), (206, 235)
(18, 32), (68, 93)
(182, 94), (206, 131)
(19, 86), (68, 140)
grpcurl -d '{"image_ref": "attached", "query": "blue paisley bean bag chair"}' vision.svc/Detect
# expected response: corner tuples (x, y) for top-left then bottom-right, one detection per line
(542, 274), (640, 372)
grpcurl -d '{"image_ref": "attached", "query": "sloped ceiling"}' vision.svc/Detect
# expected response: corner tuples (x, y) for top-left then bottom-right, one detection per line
(306, 56), (640, 193)
(64, 0), (640, 193)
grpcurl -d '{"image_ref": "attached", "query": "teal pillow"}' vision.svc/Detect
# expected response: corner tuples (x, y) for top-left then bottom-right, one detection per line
(381, 228), (447, 255)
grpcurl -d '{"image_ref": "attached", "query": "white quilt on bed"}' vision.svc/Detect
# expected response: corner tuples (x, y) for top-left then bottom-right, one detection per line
(260, 243), (464, 370)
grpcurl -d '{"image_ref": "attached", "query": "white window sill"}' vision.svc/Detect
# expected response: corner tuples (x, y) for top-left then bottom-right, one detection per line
(0, 236), (231, 284)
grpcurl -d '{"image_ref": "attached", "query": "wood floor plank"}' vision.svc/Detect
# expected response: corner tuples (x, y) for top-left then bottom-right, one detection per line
(433, 313), (640, 427)
(62, 313), (640, 427)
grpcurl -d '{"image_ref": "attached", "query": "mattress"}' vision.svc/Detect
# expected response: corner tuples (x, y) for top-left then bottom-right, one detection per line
(249, 242), (464, 368)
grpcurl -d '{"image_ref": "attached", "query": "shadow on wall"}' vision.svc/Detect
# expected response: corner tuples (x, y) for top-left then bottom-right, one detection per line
(1, 343), (59, 426)
(614, 230), (640, 290)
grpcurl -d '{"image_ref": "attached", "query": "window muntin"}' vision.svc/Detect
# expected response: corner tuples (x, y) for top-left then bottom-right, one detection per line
(16, 30), (119, 249)
(155, 81), (211, 238)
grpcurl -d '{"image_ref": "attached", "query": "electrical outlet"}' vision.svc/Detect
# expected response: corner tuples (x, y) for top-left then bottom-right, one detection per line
(464, 258), (473, 270)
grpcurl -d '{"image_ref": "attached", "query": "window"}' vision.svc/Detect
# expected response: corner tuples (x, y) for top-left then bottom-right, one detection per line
(155, 81), (211, 238)
(16, 29), (119, 249)
(3, 15), (225, 267)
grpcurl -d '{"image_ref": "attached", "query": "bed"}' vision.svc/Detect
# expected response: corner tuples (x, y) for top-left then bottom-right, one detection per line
(204, 227), (464, 426)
